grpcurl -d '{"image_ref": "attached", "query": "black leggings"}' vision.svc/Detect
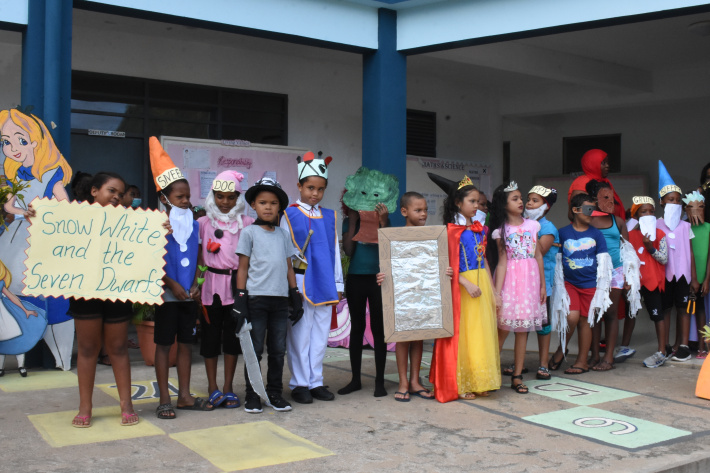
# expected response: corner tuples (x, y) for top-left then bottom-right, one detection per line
(345, 274), (387, 383)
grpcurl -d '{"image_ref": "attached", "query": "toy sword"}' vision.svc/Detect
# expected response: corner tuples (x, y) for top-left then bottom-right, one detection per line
(293, 229), (314, 272)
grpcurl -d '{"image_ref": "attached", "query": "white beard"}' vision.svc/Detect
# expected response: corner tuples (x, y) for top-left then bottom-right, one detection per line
(663, 203), (682, 231)
(524, 204), (548, 221)
(205, 191), (245, 234)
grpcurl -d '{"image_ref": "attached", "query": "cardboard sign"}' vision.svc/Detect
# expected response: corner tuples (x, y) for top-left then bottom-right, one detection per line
(23, 198), (168, 304)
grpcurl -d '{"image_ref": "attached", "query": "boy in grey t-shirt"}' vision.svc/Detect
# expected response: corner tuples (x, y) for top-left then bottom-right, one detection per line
(234, 177), (303, 414)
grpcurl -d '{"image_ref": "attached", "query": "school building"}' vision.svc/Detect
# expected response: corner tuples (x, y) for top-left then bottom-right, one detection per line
(2, 0), (710, 216)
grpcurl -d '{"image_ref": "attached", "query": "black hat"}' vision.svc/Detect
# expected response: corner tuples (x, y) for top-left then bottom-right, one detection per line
(245, 177), (289, 210)
(427, 172), (458, 194)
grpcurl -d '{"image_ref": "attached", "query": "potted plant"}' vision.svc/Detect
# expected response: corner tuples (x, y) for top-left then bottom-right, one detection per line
(696, 325), (710, 400)
(132, 303), (177, 366)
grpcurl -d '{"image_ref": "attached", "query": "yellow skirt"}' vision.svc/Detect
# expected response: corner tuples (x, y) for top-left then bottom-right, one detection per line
(456, 269), (501, 393)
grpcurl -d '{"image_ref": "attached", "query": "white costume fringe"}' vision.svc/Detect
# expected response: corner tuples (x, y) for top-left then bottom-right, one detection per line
(588, 253), (613, 327)
(550, 253), (570, 354)
(205, 190), (247, 234)
(620, 238), (642, 317)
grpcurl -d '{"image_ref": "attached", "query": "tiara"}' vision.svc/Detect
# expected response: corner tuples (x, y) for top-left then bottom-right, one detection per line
(457, 176), (473, 190)
(504, 181), (518, 192)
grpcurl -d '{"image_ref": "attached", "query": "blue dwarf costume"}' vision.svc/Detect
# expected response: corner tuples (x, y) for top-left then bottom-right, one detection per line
(280, 152), (343, 392)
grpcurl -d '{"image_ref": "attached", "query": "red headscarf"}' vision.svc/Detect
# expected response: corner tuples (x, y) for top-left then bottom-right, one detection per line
(568, 149), (625, 219)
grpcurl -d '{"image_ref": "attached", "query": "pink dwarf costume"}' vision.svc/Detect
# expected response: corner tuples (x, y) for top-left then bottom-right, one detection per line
(197, 170), (253, 406)
(493, 218), (548, 332)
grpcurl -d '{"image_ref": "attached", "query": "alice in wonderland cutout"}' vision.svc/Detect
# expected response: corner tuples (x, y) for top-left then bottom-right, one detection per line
(0, 108), (73, 371)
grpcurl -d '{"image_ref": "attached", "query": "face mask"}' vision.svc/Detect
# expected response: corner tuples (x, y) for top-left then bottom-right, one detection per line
(663, 203), (682, 230)
(639, 215), (657, 241)
(131, 198), (142, 208)
(524, 203), (548, 221)
(163, 193), (194, 253)
(472, 210), (486, 224)
(580, 205), (596, 217)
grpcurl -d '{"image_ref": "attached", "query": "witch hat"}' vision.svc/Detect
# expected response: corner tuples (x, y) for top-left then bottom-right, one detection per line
(150, 136), (185, 191)
(427, 172), (458, 194)
(658, 160), (682, 198)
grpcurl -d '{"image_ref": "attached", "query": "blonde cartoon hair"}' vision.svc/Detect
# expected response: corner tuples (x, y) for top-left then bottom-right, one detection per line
(1, 108), (72, 186)
(0, 259), (11, 286)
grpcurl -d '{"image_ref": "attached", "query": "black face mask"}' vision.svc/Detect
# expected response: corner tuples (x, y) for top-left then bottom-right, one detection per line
(578, 205), (595, 216)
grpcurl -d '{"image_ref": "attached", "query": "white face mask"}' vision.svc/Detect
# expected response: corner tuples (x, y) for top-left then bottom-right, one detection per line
(472, 210), (487, 224)
(524, 203), (548, 221)
(639, 215), (657, 241)
(663, 203), (682, 231)
(163, 194), (194, 253)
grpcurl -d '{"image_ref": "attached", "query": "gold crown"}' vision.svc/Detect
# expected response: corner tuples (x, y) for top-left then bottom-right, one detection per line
(457, 175), (473, 190)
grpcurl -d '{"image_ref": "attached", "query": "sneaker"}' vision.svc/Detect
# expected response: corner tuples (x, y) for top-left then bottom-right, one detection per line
(244, 394), (263, 414)
(671, 345), (691, 362)
(310, 386), (335, 401)
(613, 346), (636, 363)
(644, 351), (667, 368)
(268, 393), (292, 412)
(291, 386), (313, 404)
(665, 344), (675, 359)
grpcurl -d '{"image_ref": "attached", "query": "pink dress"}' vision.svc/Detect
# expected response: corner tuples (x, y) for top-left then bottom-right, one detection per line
(492, 219), (547, 332)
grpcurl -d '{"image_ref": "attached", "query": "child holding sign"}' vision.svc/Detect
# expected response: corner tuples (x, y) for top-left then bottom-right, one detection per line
(68, 171), (138, 427)
(150, 138), (209, 419)
(197, 171), (253, 408)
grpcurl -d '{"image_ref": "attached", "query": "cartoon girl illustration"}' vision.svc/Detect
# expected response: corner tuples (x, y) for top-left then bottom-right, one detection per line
(0, 108), (73, 370)
(0, 259), (47, 376)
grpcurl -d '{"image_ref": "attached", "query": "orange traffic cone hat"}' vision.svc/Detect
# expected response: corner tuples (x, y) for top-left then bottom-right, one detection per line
(149, 136), (185, 191)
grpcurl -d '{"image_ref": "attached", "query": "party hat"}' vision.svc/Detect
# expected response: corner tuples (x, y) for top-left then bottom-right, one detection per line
(658, 160), (682, 198)
(298, 151), (332, 181)
(150, 136), (184, 191)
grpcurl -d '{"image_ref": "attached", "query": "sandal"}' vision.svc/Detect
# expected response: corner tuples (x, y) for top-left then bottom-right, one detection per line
(458, 392), (477, 400)
(208, 389), (226, 408)
(222, 392), (240, 408)
(394, 391), (410, 402)
(510, 375), (528, 394)
(72, 414), (92, 428)
(591, 360), (614, 371)
(697, 350), (708, 360)
(18, 367), (27, 377)
(502, 364), (528, 376)
(121, 412), (139, 426)
(564, 365), (589, 375)
(549, 353), (564, 371)
(156, 403), (176, 419)
(177, 397), (215, 411)
(536, 366), (551, 380)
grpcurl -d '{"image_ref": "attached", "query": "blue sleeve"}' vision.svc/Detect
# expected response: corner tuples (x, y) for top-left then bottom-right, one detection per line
(43, 167), (65, 199)
(539, 220), (555, 238)
(594, 228), (608, 254)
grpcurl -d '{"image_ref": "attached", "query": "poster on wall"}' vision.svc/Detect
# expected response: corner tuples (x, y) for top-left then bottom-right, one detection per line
(161, 137), (307, 218)
(406, 156), (492, 222)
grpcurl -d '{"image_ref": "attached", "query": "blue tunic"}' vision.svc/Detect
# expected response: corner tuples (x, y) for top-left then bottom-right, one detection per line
(284, 206), (338, 305)
(459, 229), (486, 272)
(163, 221), (200, 296)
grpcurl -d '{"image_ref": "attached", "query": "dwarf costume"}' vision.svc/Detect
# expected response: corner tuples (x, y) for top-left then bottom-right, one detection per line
(280, 152), (343, 401)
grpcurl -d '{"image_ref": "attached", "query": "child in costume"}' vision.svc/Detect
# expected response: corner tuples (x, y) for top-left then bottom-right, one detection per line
(489, 182), (547, 394)
(568, 148), (625, 219)
(682, 191), (710, 358)
(338, 167), (397, 398)
(625, 197), (670, 368)
(657, 161), (699, 362)
(549, 193), (613, 375)
(376, 191), (439, 402)
(428, 174), (501, 403)
(67, 172), (138, 427)
(585, 180), (630, 371)
(281, 152), (342, 404)
(514, 185), (559, 381)
(235, 177), (303, 413)
(197, 170), (253, 409)
(150, 138), (210, 419)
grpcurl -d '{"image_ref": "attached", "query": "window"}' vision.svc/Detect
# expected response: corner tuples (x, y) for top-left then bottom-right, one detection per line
(71, 71), (288, 145)
(563, 134), (621, 174)
(407, 109), (436, 157)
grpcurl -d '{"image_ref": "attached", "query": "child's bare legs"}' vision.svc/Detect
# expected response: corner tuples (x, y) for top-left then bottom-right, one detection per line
(74, 318), (103, 426)
(175, 342), (196, 407)
(222, 354), (238, 399)
(511, 332), (529, 391)
(695, 308), (706, 352)
(104, 320), (136, 424)
(551, 310), (580, 366)
(571, 316), (593, 371)
(497, 328), (509, 353)
(620, 314), (636, 347)
(408, 341), (432, 396)
(394, 341), (410, 400)
(204, 356), (220, 395)
(664, 309), (673, 348)
(654, 319), (668, 354)
(594, 289), (621, 369)
(155, 344), (175, 415)
(537, 332), (550, 369)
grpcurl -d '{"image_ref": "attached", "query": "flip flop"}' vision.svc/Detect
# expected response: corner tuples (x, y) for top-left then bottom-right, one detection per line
(222, 392), (240, 408)
(564, 366), (589, 375)
(208, 389), (226, 408)
(72, 414), (92, 428)
(394, 391), (410, 402)
(176, 397), (215, 411)
(591, 361), (615, 371)
(409, 389), (435, 400)
(502, 364), (528, 376)
(156, 403), (176, 419)
(121, 412), (139, 426)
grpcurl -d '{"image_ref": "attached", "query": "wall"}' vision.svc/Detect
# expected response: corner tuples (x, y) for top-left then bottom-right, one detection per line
(503, 98), (710, 223)
(71, 10), (502, 223)
(0, 31), (22, 109)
